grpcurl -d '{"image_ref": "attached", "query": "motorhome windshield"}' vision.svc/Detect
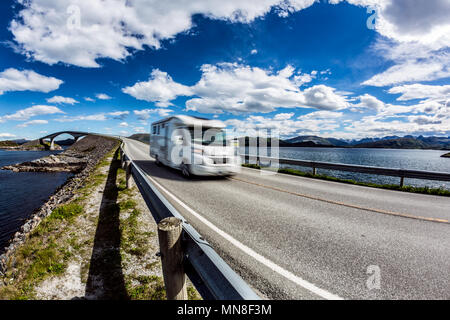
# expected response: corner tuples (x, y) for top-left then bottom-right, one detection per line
(187, 127), (226, 146)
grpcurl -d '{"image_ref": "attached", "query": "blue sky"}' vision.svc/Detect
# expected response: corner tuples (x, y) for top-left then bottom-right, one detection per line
(0, 0), (449, 141)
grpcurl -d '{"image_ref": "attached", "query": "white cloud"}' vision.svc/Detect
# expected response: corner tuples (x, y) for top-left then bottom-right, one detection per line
(10, 0), (318, 68)
(119, 122), (129, 127)
(302, 85), (349, 110)
(274, 112), (294, 120)
(124, 63), (348, 114)
(133, 108), (174, 120)
(388, 84), (450, 101)
(297, 110), (343, 120)
(362, 52), (450, 87)
(0, 105), (64, 123)
(55, 114), (107, 122)
(185, 63), (307, 113)
(46, 95), (79, 104)
(344, 114), (450, 138)
(54, 110), (129, 122)
(0, 133), (16, 139)
(250, 49), (258, 55)
(0, 68), (63, 95)
(84, 97), (95, 102)
(123, 69), (192, 107)
(293, 73), (313, 86)
(332, 0), (450, 47)
(17, 119), (48, 128)
(353, 94), (385, 111)
(341, 96), (450, 138)
(226, 110), (342, 137)
(108, 111), (129, 120)
(223, 95), (450, 139)
(329, 0), (450, 86)
(95, 93), (112, 100)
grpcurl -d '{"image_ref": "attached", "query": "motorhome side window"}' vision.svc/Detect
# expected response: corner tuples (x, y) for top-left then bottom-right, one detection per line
(152, 126), (156, 134)
(157, 125), (160, 135)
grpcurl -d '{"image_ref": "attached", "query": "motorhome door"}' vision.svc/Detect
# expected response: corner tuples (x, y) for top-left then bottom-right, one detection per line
(161, 122), (169, 161)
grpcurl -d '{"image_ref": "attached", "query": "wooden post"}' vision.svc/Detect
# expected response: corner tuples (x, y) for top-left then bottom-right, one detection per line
(400, 176), (404, 187)
(312, 166), (316, 175)
(157, 217), (187, 300)
(125, 160), (131, 189)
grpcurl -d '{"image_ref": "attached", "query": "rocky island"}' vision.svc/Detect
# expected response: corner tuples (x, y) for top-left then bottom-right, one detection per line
(442, 152), (450, 158)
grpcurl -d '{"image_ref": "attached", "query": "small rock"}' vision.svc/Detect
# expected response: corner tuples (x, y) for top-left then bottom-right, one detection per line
(23, 223), (31, 234)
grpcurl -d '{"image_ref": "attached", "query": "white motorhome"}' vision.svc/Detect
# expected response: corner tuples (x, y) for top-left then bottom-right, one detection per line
(150, 115), (240, 177)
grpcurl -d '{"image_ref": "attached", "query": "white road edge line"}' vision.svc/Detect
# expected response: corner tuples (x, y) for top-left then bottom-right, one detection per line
(143, 169), (344, 301)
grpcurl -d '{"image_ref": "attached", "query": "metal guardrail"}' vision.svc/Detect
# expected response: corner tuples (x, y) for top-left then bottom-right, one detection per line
(119, 144), (260, 300)
(241, 154), (450, 186)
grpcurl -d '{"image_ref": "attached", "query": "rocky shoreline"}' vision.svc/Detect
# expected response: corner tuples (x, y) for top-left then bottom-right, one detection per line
(0, 135), (119, 275)
(1, 151), (86, 173)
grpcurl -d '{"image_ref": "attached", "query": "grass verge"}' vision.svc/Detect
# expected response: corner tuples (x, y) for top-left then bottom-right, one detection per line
(0, 142), (119, 299)
(1, 140), (201, 300)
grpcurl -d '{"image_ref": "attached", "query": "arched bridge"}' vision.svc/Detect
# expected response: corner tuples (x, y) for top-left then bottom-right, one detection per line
(39, 131), (91, 150)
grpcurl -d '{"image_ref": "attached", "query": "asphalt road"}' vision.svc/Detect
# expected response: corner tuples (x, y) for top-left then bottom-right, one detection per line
(122, 138), (450, 300)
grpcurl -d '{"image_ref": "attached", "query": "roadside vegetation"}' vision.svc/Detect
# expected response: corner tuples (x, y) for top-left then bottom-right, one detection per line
(0, 142), (200, 300)
(242, 163), (450, 197)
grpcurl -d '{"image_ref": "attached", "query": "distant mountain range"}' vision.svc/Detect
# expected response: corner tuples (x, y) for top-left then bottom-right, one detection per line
(240, 135), (450, 150)
(10, 139), (29, 145)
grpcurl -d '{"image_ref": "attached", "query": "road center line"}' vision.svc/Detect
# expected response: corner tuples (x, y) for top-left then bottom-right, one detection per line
(144, 171), (344, 300)
(229, 176), (449, 224)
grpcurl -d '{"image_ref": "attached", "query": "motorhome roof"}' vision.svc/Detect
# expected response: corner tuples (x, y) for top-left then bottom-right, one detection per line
(151, 115), (225, 128)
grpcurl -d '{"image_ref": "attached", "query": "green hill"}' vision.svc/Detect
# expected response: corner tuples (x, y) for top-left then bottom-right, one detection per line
(128, 133), (150, 145)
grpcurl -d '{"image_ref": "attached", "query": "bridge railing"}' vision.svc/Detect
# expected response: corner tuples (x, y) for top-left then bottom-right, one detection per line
(119, 143), (260, 300)
(240, 154), (450, 187)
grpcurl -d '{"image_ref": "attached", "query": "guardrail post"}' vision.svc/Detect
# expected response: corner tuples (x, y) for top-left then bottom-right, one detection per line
(400, 176), (404, 187)
(157, 217), (187, 300)
(125, 160), (131, 189)
(312, 166), (316, 176)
